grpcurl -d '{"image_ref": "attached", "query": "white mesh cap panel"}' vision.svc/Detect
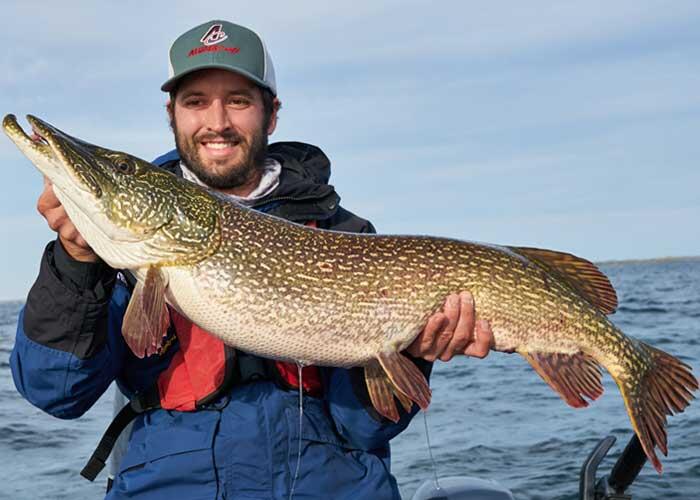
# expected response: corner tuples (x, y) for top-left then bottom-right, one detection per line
(259, 35), (277, 95)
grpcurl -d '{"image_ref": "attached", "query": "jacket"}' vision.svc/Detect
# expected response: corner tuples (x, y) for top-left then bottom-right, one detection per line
(10, 141), (430, 499)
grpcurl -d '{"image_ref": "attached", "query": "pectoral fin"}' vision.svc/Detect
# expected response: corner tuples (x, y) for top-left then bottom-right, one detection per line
(122, 267), (170, 358)
(522, 351), (604, 408)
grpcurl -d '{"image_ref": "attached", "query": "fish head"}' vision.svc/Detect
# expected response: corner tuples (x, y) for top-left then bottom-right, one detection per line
(2, 114), (221, 269)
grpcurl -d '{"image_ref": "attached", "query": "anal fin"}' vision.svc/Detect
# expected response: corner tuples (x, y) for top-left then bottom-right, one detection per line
(122, 266), (170, 358)
(522, 351), (604, 408)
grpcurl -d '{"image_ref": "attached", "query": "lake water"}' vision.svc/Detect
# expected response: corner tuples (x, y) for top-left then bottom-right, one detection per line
(1, 259), (698, 499)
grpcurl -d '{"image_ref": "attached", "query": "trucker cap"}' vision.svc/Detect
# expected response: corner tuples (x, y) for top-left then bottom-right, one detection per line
(161, 20), (277, 95)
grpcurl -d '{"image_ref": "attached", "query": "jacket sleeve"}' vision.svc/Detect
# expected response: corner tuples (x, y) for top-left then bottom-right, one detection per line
(11, 151), (198, 419)
(10, 240), (129, 419)
(323, 359), (432, 450)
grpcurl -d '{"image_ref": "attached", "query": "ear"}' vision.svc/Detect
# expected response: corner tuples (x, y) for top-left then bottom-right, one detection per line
(266, 97), (281, 135)
(166, 99), (174, 121)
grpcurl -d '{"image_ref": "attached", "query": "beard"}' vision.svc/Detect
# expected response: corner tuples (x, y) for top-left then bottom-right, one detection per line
(172, 116), (269, 190)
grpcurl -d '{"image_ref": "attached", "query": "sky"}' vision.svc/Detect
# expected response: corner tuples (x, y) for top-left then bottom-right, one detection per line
(0, 1), (699, 300)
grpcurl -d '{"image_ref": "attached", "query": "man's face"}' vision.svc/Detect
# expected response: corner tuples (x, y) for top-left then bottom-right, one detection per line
(169, 69), (277, 191)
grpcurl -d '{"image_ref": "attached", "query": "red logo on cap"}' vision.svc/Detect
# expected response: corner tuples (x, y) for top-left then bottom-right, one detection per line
(200, 24), (228, 46)
(188, 45), (240, 57)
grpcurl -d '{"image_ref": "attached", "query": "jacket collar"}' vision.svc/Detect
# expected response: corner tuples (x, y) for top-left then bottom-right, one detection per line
(155, 141), (341, 222)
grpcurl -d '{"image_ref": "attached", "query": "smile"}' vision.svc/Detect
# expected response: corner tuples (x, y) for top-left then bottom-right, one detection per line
(202, 141), (239, 150)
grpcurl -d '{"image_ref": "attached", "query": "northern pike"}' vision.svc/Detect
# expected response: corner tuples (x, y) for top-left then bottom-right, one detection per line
(3, 114), (697, 473)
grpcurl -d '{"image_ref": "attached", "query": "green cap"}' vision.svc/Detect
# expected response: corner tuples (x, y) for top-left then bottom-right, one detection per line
(161, 20), (276, 95)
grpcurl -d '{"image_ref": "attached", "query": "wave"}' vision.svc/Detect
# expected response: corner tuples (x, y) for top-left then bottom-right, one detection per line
(618, 306), (669, 314)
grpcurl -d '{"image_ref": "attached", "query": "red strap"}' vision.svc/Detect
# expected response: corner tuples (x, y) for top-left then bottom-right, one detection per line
(158, 309), (227, 411)
(274, 361), (323, 397)
(273, 219), (323, 396)
(274, 218), (323, 396)
(157, 219), (323, 410)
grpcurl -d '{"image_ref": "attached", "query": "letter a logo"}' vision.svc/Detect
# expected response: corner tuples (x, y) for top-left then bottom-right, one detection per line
(200, 24), (228, 46)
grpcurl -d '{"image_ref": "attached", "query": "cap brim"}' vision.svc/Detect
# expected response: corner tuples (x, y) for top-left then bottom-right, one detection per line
(161, 64), (275, 95)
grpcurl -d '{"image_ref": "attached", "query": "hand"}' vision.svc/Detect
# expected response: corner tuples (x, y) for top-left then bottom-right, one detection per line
(406, 291), (493, 362)
(38, 177), (99, 262)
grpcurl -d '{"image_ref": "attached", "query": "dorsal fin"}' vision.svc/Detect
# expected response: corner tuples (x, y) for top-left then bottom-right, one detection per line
(510, 246), (618, 314)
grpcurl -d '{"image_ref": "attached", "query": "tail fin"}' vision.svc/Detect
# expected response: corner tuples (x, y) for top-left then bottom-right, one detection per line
(615, 342), (698, 473)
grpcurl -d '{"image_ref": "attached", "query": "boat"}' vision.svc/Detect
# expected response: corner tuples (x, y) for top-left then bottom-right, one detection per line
(412, 432), (647, 499)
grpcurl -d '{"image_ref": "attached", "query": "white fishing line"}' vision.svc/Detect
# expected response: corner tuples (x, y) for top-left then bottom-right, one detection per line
(423, 410), (442, 491)
(288, 362), (304, 500)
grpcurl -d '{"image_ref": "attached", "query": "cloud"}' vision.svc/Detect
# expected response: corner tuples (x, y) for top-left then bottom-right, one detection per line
(0, 1), (698, 300)
(270, 0), (700, 68)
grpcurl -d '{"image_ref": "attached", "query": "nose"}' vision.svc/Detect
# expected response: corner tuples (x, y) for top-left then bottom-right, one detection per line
(205, 99), (231, 133)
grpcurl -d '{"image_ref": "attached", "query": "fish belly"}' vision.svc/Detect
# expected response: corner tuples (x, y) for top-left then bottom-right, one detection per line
(164, 266), (429, 366)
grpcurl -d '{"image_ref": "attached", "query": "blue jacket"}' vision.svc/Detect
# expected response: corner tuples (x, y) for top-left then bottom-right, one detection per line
(10, 143), (430, 499)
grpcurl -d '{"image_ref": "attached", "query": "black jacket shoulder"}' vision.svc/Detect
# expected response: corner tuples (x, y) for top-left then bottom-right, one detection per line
(159, 142), (375, 233)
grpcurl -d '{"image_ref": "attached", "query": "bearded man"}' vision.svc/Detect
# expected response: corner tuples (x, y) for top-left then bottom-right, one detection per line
(11, 20), (492, 499)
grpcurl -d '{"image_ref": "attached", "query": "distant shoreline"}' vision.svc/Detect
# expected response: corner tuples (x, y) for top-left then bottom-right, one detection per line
(597, 255), (700, 265)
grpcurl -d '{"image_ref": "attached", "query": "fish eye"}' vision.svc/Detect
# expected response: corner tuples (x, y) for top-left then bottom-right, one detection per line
(116, 160), (135, 174)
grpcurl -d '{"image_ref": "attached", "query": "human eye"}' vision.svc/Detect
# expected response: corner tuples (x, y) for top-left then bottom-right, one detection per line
(228, 96), (251, 108)
(182, 96), (205, 107)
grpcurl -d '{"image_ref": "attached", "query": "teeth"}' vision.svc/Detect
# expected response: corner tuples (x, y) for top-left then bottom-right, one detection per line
(204, 142), (236, 149)
(30, 132), (48, 146)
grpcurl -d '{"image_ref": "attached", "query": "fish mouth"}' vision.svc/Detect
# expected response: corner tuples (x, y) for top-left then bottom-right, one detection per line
(3, 114), (55, 158)
(25, 114), (73, 160)
(4, 114), (159, 250)
(29, 125), (50, 147)
(3, 114), (103, 197)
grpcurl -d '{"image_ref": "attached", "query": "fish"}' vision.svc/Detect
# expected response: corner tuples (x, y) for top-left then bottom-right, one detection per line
(3, 113), (697, 473)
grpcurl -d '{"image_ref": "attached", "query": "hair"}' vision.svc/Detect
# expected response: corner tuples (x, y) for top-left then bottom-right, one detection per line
(260, 87), (278, 130)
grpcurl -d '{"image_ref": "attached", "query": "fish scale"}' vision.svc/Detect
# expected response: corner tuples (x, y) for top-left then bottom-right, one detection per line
(184, 205), (608, 365)
(3, 113), (697, 474)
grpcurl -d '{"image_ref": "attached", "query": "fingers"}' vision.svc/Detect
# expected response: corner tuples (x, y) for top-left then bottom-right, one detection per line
(406, 312), (447, 357)
(36, 177), (97, 261)
(430, 294), (459, 361)
(43, 204), (69, 232)
(439, 292), (476, 361)
(408, 291), (494, 363)
(58, 223), (86, 245)
(409, 294), (460, 361)
(407, 293), (472, 362)
(37, 177), (61, 215)
(73, 234), (91, 249)
(38, 176), (78, 242)
(463, 319), (494, 359)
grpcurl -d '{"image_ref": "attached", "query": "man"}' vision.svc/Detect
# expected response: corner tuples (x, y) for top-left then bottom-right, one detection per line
(11, 20), (493, 499)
